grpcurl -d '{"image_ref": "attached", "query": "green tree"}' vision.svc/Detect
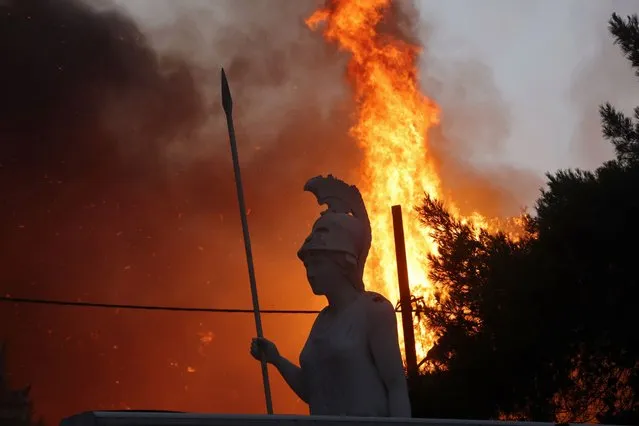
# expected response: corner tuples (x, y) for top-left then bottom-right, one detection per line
(411, 12), (639, 423)
(531, 13), (639, 423)
(601, 13), (639, 167)
(410, 198), (569, 421)
(0, 342), (44, 426)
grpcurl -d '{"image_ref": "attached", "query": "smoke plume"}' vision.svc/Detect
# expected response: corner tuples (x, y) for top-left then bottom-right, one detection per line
(0, 0), (357, 422)
(414, 4), (543, 218)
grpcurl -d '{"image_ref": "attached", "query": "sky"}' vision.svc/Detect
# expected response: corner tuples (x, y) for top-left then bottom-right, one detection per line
(416, 0), (639, 173)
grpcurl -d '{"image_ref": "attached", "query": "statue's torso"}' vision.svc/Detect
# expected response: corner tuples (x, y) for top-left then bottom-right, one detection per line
(299, 292), (389, 417)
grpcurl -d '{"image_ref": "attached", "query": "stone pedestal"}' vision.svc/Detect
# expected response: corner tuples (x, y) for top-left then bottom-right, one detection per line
(60, 411), (588, 426)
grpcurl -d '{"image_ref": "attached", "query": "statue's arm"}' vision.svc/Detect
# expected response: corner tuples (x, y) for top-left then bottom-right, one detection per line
(367, 297), (412, 417)
(272, 355), (309, 403)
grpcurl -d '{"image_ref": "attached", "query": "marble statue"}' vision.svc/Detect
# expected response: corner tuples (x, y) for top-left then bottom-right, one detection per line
(250, 175), (411, 417)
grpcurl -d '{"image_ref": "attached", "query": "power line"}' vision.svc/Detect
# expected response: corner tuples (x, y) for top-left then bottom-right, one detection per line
(0, 296), (321, 315)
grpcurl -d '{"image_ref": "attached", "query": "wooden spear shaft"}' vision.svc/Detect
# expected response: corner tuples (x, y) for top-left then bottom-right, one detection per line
(221, 68), (274, 415)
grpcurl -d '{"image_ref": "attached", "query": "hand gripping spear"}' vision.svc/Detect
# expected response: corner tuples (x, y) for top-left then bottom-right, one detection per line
(220, 68), (274, 415)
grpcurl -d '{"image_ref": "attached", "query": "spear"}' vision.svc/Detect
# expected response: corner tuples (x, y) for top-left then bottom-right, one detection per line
(220, 68), (274, 415)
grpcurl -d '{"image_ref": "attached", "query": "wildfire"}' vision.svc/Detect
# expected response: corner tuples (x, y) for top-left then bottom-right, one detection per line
(307, 0), (488, 364)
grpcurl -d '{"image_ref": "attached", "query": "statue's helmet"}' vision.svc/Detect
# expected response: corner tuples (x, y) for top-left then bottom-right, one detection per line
(296, 175), (372, 287)
(297, 212), (367, 263)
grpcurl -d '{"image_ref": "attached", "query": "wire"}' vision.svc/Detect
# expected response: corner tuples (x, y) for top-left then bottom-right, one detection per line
(0, 296), (321, 315)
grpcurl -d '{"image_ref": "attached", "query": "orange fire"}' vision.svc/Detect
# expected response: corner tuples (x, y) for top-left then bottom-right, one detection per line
(307, 0), (490, 365)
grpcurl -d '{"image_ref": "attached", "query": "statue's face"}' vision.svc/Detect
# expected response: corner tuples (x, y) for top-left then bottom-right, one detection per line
(302, 251), (343, 296)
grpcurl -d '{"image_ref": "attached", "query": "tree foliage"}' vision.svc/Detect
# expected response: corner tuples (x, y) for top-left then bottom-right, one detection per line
(0, 342), (44, 426)
(410, 13), (639, 424)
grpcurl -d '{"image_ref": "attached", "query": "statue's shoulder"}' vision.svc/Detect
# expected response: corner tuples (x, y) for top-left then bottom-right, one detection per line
(362, 291), (395, 315)
(364, 291), (390, 303)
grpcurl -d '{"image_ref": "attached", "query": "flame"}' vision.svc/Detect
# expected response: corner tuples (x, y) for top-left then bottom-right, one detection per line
(307, 0), (492, 364)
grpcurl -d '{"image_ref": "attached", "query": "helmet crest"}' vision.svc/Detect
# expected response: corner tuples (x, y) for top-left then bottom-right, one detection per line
(297, 175), (372, 287)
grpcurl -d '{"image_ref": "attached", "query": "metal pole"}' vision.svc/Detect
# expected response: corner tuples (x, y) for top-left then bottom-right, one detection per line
(391, 205), (418, 382)
(221, 68), (273, 415)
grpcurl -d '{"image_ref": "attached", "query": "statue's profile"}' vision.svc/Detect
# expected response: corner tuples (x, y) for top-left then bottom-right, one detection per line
(250, 175), (411, 417)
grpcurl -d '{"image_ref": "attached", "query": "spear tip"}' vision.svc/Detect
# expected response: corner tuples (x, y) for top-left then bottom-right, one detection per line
(221, 67), (233, 116)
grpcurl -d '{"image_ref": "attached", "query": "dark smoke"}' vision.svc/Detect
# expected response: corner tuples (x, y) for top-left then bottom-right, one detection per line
(0, 0), (205, 180)
(0, 0), (357, 422)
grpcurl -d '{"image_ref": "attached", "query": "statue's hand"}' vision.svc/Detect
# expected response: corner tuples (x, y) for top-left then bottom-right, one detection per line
(250, 337), (281, 364)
